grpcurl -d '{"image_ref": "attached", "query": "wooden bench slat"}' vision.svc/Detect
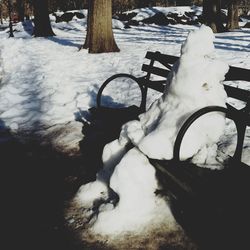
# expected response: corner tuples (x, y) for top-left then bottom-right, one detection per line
(224, 84), (250, 102)
(225, 66), (250, 82)
(145, 51), (179, 65)
(140, 79), (167, 92)
(142, 64), (171, 78)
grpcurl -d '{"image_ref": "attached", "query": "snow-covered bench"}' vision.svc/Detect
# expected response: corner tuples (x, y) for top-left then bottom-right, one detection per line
(86, 51), (250, 246)
(98, 51), (250, 246)
(89, 50), (250, 181)
(88, 52), (178, 144)
(89, 51), (250, 149)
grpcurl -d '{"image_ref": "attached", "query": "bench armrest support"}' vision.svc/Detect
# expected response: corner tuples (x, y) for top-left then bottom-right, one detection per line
(173, 106), (245, 163)
(97, 73), (146, 111)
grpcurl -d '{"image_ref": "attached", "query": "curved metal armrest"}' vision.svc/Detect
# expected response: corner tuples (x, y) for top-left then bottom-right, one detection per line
(97, 73), (146, 111)
(173, 106), (242, 162)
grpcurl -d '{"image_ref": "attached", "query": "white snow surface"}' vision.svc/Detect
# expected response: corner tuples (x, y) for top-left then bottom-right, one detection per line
(0, 7), (249, 158)
(0, 8), (249, 158)
(0, 7), (249, 157)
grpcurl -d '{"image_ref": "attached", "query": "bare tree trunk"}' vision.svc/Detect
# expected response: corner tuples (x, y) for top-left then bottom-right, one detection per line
(24, 0), (32, 20)
(83, 0), (120, 53)
(7, 0), (14, 37)
(227, 0), (239, 30)
(33, 0), (55, 37)
(17, 0), (25, 22)
(82, 1), (91, 49)
(203, 0), (226, 33)
(0, 4), (3, 24)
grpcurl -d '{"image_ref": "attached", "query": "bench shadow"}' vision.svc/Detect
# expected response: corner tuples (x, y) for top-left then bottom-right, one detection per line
(166, 165), (250, 250)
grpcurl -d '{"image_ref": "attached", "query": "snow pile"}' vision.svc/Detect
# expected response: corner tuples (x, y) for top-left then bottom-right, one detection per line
(112, 19), (125, 29)
(128, 25), (228, 164)
(75, 25), (229, 238)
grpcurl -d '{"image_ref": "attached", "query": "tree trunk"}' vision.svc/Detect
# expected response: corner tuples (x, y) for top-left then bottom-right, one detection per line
(24, 0), (33, 20)
(33, 0), (55, 37)
(203, 0), (226, 33)
(83, 0), (120, 53)
(227, 0), (239, 30)
(7, 0), (14, 37)
(17, 0), (25, 22)
(0, 4), (3, 24)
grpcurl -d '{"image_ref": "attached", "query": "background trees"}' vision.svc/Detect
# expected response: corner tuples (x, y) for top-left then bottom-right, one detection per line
(16, 0), (24, 21)
(7, 0), (14, 37)
(202, 0), (241, 33)
(202, 0), (226, 33)
(0, 0), (246, 37)
(227, 0), (240, 30)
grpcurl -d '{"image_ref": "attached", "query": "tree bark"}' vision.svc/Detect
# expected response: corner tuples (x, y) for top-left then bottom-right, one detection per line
(17, 0), (25, 22)
(0, 4), (3, 24)
(83, 0), (120, 53)
(203, 0), (226, 33)
(227, 0), (239, 30)
(7, 0), (14, 37)
(33, 0), (55, 37)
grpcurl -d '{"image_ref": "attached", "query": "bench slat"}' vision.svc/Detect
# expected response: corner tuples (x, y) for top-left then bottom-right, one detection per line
(145, 51), (179, 66)
(140, 79), (167, 92)
(224, 85), (250, 102)
(142, 64), (171, 78)
(225, 66), (250, 82)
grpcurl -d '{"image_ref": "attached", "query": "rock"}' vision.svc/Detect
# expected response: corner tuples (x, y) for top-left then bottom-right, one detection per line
(52, 12), (75, 23)
(125, 19), (140, 27)
(143, 12), (170, 26)
(74, 12), (85, 19)
(115, 12), (137, 22)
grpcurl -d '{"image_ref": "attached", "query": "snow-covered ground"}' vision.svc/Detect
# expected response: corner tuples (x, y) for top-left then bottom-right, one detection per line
(1, 6), (250, 249)
(0, 8), (249, 156)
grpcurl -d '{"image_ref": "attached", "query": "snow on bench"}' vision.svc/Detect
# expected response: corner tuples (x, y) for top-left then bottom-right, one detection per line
(76, 27), (250, 248)
(86, 48), (250, 246)
(89, 52), (250, 160)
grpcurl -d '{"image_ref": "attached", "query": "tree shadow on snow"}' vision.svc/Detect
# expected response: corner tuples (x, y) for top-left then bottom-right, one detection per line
(47, 36), (82, 49)
(1, 118), (89, 250)
(22, 20), (34, 36)
(214, 41), (250, 53)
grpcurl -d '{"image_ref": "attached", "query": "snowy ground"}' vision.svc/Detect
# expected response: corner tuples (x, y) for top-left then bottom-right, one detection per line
(0, 11), (249, 157)
(1, 7), (250, 250)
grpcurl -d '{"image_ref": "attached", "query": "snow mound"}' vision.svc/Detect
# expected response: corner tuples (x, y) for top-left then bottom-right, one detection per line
(74, 25), (229, 239)
(123, 25), (229, 163)
(112, 19), (125, 29)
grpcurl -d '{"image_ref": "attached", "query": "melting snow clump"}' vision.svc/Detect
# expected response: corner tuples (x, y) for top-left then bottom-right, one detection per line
(75, 25), (229, 239)
(125, 25), (229, 163)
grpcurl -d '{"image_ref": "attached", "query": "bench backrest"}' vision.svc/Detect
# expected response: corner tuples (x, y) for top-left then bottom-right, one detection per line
(140, 51), (178, 93)
(141, 51), (250, 103)
(141, 51), (250, 162)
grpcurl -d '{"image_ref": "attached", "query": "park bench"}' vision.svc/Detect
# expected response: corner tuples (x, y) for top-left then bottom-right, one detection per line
(88, 51), (178, 143)
(89, 51), (250, 152)
(87, 51), (250, 247)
